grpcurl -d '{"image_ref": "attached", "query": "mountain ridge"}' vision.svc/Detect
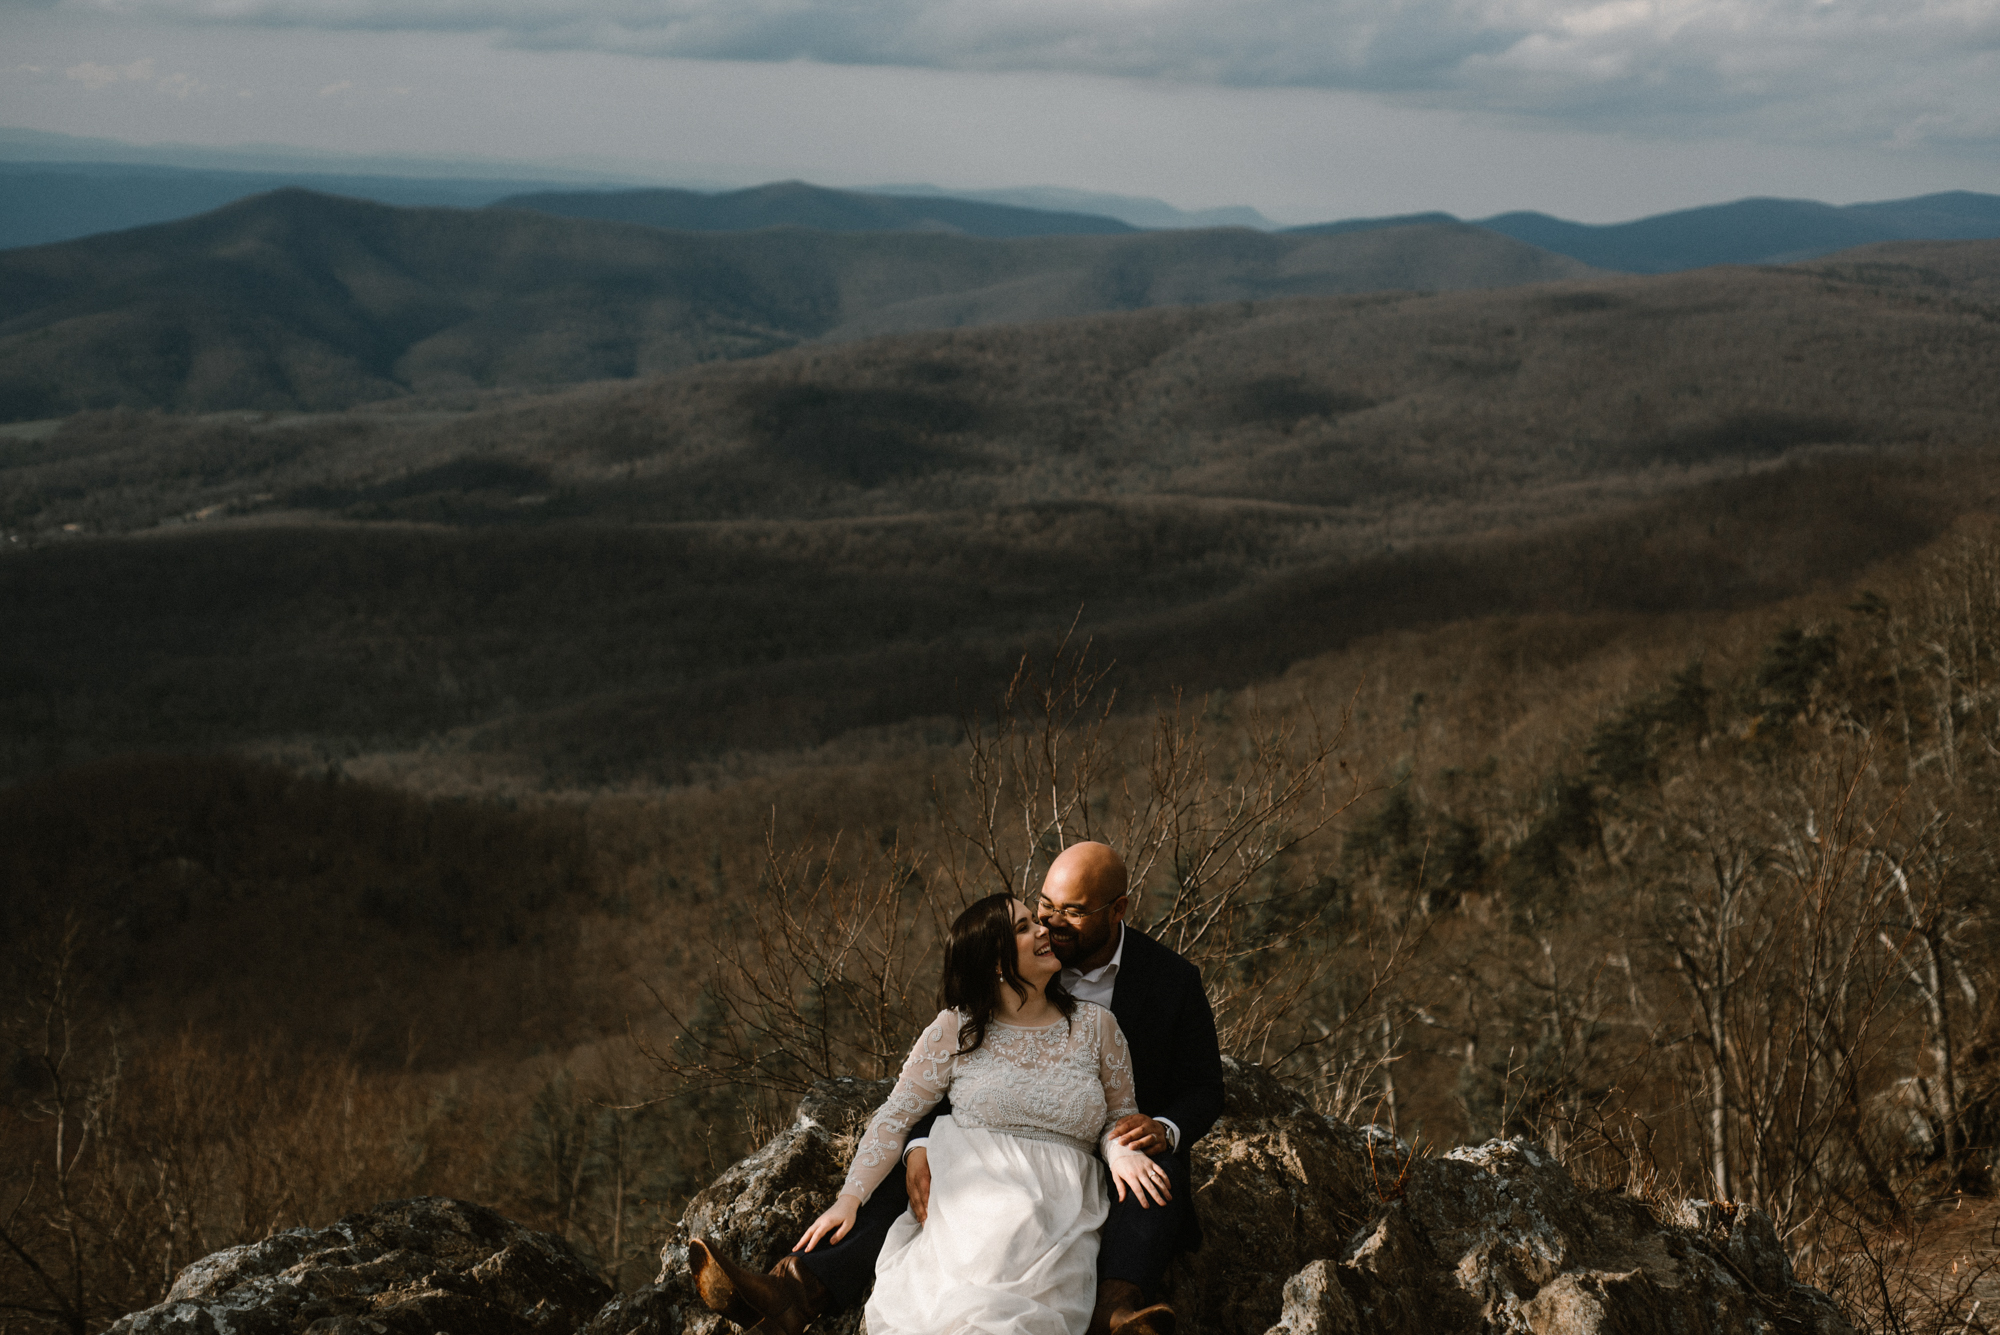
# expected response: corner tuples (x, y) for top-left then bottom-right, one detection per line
(493, 179), (1138, 238)
(0, 158), (612, 251)
(1461, 191), (2000, 272)
(858, 182), (1276, 230)
(0, 189), (1596, 420)
(4, 130), (1995, 278)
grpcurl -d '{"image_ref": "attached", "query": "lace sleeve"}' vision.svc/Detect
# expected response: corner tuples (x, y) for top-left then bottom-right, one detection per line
(840, 1010), (959, 1203)
(1096, 1007), (1146, 1163)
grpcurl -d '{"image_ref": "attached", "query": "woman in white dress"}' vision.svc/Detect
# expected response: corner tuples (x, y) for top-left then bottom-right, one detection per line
(793, 893), (1167, 1335)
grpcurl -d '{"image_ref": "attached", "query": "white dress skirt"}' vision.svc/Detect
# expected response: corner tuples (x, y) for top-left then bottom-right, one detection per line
(834, 1006), (1142, 1335)
(864, 1116), (1108, 1335)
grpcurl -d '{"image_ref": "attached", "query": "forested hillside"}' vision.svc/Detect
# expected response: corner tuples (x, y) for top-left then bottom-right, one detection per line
(3, 243), (1995, 789)
(13, 518), (2000, 1331)
(4, 236), (2000, 1335)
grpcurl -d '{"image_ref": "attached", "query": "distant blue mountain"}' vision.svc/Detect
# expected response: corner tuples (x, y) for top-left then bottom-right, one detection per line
(495, 180), (1137, 238)
(1285, 192), (2000, 273)
(862, 183), (1276, 230)
(0, 162), (1141, 250)
(1284, 212), (1459, 238)
(1479, 194), (2000, 272)
(0, 160), (604, 250)
(9, 143), (1996, 273)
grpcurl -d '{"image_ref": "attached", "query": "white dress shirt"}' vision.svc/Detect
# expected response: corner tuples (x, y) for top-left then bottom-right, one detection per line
(1059, 921), (1126, 1007)
(910, 924), (1179, 1159)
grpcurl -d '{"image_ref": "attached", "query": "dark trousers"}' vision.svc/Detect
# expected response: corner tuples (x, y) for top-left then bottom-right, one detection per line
(793, 1159), (911, 1310)
(1099, 1149), (1192, 1294)
(793, 1149), (1190, 1312)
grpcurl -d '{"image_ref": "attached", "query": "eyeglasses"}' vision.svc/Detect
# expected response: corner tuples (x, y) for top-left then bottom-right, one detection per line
(1036, 898), (1123, 925)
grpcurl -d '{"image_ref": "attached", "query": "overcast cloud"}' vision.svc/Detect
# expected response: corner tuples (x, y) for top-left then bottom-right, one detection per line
(4, 0), (1997, 222)
(44, 0), (2000, 146)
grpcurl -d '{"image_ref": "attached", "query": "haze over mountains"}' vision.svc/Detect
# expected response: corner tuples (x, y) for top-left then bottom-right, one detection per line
(0, 189), (1593, 420)
(0, 159), (614, 251)
(861, 183), (1275, 230)
(5, 126), (1998, 276)
(494, 180), (1138, 238)
(10, 176), (2000, 423)
(0, 130), (1260, 249)
(1471, 192), (2000, 273)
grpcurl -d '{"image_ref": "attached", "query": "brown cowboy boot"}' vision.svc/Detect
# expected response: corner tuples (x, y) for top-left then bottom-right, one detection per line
(687, 1242), (828, 1330)
(1112, 1304), (1177, 1335)
(741, 1258), (831, 1335)
(1089, 1280), (1177, 1335)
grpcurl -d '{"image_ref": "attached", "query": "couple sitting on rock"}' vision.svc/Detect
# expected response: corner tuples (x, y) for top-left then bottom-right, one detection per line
(688, 840), (1223, 1335)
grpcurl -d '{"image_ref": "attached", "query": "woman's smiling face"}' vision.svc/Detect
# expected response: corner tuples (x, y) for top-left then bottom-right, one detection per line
(1011, 897), (1059, 989)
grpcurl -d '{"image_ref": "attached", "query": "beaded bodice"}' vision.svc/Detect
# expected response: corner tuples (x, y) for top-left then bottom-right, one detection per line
(839, 1004), (1141, 1203)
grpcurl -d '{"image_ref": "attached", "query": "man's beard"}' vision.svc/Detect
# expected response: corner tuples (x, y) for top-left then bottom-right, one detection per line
(1049, 922), (1109, 966)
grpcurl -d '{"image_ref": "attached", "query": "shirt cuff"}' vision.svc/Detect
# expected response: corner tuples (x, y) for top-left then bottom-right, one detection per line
(904, 1137), (929, 1161)
(1156, 1118), (1181, 1152)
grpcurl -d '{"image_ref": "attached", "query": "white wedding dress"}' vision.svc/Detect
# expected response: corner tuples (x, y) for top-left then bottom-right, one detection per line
(838, 1003), (1143, 1335)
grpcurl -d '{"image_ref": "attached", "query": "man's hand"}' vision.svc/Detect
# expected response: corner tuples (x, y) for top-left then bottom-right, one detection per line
(1110, 1114), (1171, 1155)
(906, 1146), (932, 1224)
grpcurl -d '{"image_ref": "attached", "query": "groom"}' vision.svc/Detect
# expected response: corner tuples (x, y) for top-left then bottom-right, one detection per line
(689, 841), (1223, 1335)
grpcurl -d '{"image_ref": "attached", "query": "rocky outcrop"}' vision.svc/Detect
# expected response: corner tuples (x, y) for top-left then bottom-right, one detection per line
(1274, 1138), (1853, 1335)
(107, 1197), (611, 1335)
(592, 1061), (1389, 1335)
(621, 1060), (1852, 1335)
(107, 1066), (1855, 1335)
(1157, 1061), (1391, 1332)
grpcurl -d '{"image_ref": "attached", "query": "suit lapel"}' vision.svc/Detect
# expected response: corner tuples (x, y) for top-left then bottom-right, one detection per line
(1108, 924), (1152, 1030)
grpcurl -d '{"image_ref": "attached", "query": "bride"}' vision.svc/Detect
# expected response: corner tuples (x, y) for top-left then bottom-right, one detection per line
(793, 892), (1168, 1335)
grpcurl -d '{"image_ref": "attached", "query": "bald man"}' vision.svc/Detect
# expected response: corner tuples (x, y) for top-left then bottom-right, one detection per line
(690, 841), (1223, 1335)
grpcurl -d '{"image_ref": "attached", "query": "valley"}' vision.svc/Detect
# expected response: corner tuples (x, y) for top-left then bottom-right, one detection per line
(5, 198), (2000, 1335)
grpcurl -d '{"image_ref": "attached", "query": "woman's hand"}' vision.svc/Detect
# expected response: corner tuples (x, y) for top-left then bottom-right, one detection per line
(1108, 1153), (1172, 1209)
(795, 1194), (862, 1252)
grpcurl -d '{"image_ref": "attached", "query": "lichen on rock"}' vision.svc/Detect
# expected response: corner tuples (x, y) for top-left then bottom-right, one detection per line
(1288, 1135), (1855, 1335)
(107, 1197), (610, 1335)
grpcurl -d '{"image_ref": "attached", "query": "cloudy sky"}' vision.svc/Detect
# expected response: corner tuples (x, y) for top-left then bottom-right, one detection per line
(4, 0), (1997, 223)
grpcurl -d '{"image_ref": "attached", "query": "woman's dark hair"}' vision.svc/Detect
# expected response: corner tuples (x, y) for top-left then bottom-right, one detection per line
(941, 892), (1074, 1055)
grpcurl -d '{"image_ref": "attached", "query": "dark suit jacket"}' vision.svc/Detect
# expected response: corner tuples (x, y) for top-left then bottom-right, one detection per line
(1104, 925), (1224, 1150)
(911, 923), (1224, 1155)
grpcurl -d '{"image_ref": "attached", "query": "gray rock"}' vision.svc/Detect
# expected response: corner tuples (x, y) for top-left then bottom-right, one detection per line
(635, 1061), (1851, 1335)
(107, 1070), (1857, 1335)
(1262, 1261), (1360, 1335)
(1284, 1139), (1855, 1335)
(1158, 1059), (1389, 1335)
(1721, 1205), (1794, 1295)
(106, 1198), (610, 1335)
(577, 1285), (682, 1335)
